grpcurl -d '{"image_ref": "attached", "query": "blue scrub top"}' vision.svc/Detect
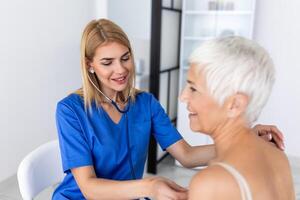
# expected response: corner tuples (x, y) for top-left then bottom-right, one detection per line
(52, 92), (182, 200)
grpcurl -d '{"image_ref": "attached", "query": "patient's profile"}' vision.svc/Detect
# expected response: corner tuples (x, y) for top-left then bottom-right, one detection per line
(180, 36), (295, 200)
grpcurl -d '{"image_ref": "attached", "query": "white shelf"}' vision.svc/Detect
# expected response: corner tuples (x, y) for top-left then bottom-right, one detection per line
(185, 10), (253, 15)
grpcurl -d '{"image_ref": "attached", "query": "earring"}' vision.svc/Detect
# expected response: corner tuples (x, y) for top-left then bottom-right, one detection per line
(89, 68), (95, 73)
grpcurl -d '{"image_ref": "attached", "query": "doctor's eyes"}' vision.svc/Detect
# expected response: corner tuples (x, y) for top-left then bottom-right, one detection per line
(101, 61), (112, 66)
(121, 55), (130, 62)
(100, 56), (130, 66)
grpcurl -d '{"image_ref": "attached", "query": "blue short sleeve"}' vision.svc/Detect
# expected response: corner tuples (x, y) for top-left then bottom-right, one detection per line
(56, 102), (93, 173)
(150, 94), (182, 150)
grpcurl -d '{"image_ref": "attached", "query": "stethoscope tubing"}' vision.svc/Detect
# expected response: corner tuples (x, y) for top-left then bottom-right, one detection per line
(89, 77), (150, 199)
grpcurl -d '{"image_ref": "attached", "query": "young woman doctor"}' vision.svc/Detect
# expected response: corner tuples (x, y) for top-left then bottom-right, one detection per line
(52, 19), (284, 200)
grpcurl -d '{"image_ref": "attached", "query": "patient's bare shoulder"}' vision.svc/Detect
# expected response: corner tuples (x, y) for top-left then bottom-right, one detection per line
(188, 165), (241, 200)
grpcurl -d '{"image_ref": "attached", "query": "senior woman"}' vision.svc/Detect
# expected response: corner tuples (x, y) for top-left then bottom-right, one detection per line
(181, 36), (295, 200)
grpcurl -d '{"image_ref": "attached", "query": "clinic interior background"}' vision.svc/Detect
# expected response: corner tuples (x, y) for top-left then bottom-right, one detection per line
(0, 0), (299, 183)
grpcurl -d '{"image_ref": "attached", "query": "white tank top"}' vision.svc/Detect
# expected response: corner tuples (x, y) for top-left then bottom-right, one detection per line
(212, 162), (253, 200)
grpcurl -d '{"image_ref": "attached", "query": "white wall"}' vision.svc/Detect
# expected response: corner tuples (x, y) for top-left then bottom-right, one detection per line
(0, 0), (106, 182)
(107, 0), (151, 40)
(254, 0), (300, 157)
(93, 0), (107, 19)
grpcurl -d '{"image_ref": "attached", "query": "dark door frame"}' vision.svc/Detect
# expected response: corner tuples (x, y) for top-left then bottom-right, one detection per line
(147, 0), (182, 174)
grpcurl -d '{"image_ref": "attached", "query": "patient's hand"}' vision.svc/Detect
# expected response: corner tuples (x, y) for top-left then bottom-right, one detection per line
(253, 124), (285, 150)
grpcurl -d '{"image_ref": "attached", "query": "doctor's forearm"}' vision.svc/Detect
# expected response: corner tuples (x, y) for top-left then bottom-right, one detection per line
(183, 144), (216, 168)
(167, 140), (216, 168)
(79, 178), (151, 200)
(72, 166), (154, 199)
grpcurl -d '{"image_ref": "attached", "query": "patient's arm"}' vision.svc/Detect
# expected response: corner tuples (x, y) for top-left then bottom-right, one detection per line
(188, 165), (242, 200)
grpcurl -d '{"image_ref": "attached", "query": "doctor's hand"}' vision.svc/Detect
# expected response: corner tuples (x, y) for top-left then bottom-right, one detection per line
(253, 124), (285, 150)
(146, 176), (188, 200)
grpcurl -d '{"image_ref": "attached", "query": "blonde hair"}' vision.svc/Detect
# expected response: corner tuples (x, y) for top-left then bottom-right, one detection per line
(75, 18), (138, 110)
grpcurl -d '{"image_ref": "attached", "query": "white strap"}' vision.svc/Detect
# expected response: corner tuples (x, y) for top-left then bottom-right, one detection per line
(213, 162), (252, 200)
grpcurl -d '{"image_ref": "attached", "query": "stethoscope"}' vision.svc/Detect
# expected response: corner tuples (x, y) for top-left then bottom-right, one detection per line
(88, 74), (151, 200)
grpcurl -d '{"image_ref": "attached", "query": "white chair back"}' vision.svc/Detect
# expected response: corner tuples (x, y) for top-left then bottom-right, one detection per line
(17, 140), (64, 200)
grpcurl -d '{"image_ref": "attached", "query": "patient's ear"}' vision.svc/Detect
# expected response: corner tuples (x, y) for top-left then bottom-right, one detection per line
(225, 93), (249, 118)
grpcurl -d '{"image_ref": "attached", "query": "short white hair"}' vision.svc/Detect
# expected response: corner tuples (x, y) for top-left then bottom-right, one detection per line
(189, 36), (275, 124)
